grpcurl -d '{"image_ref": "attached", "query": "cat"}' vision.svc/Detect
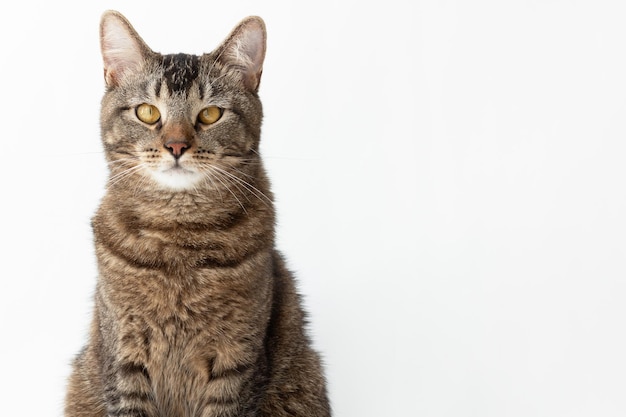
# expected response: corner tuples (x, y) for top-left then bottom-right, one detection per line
(64, 10), (330, 417)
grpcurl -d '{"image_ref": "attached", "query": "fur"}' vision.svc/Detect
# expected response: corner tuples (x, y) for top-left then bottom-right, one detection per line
(64, 10), (330, 417)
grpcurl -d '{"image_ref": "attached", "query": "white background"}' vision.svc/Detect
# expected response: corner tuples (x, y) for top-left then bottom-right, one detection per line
(1, 1), (625, 416)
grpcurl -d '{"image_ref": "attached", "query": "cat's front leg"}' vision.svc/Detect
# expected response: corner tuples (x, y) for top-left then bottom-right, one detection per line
(103, 361), (158, 417)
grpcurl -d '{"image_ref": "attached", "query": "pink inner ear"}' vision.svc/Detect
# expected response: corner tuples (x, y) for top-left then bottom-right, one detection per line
(229, 19), (266, 91)
(101, 16), (146, 86)
(243, 28), (265, 74)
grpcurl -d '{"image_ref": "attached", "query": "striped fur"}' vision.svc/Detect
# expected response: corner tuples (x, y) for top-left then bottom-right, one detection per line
(64, 10), (330, 417)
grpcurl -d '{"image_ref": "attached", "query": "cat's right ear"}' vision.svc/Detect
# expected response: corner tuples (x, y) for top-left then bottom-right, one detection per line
(100, 10), (153, 87)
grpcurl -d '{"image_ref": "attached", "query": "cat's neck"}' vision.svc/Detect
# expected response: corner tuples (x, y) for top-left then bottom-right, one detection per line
(107, 171), (272, 221)
(92, 182), (275, 272)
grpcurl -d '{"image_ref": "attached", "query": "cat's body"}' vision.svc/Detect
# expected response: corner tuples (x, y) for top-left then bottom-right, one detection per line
(64, 11), (330, 417)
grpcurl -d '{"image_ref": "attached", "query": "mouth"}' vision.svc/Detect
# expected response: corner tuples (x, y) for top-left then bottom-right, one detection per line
(164, 164), (193, 174)
(150, 163), (203, 190)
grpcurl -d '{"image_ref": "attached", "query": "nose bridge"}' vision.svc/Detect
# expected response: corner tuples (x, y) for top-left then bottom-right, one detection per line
(160, 113), (195, 159)
(161, 117), (194, 144)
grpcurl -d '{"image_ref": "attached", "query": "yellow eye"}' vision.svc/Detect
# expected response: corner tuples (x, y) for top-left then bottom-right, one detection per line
(198, 106), (223, 125)
(136, 104), (161, 124)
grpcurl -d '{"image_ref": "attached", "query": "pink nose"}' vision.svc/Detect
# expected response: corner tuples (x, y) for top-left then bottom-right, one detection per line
(164, 141), (190, 158)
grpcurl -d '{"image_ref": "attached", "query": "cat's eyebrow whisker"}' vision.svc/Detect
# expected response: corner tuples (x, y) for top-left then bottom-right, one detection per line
(206, 46), (230, 86)
(207, 72), (229, 89)
(203, 54), (229, 95)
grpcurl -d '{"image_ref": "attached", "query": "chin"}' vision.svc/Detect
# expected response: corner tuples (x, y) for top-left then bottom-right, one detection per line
(150, 169), (204, 191)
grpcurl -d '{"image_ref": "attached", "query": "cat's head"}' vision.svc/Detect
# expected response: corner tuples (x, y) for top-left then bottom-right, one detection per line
(99, 10), (266, 192)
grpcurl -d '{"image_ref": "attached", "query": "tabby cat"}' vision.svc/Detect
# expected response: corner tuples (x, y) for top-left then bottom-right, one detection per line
(64, 10), (330, 417)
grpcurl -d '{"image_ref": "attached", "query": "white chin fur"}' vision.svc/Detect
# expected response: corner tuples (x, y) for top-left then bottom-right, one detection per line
(150, 169), (204, 191)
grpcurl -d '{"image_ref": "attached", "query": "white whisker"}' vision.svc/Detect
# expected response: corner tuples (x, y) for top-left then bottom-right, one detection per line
(198, 168), (224, 202)
(210, 164), (272, 206)
(106, 163), (145, 189)
(205, 165), (247, 213)
(209, 166), (252, 203)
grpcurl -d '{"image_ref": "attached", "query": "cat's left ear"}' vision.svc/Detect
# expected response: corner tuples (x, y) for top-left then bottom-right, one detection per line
(100, 10), (155, 87)
(216, 16), (267, 92)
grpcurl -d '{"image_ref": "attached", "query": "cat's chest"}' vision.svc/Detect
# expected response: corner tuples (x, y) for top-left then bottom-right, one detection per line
(114, 283), (268, 415)
(112, 266), (270, 355)
(99, 236), (273, 410)
(135, 319), (254, 416)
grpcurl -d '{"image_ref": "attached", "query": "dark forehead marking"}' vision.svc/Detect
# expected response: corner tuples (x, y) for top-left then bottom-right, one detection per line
(161, 53), (200, 94)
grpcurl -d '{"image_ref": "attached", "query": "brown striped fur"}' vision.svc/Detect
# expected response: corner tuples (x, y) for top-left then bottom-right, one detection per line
(64, 10), (330, 417)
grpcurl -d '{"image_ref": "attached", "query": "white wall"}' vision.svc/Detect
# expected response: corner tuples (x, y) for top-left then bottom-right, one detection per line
(1, 1), (625, 416)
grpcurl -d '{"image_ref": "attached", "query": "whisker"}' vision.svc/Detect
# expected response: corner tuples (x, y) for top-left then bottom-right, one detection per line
(207, 47), (230, 88)
(225, 166), (256, 181)
(132, 171), (152, 197)
(106, 164), (145, 189)
(198, 168), (223, 202)
(107, 158), (139, 168)
(209, 166), (252, 204)
(250, 148), (319, 162)
(209, 165), (272, 206)
(205, 166), (247, 213)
